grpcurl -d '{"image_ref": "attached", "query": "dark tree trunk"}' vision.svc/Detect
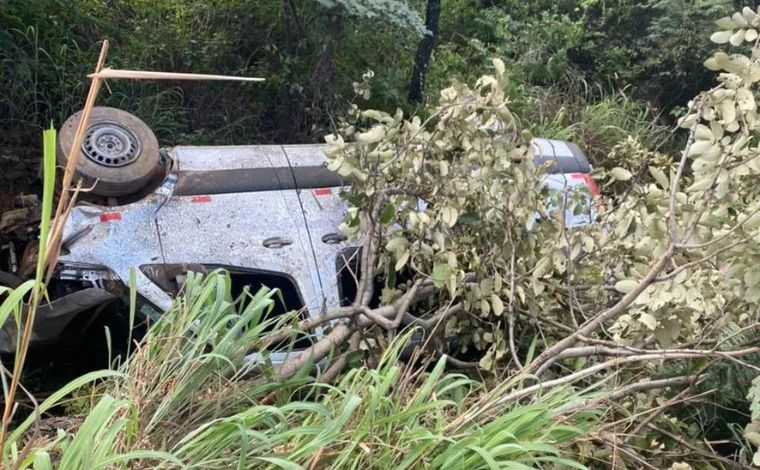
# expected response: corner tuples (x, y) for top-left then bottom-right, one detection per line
(282, 0), (304, 53)
(309, 13), (343, 98)
(408, 0), (441, 104)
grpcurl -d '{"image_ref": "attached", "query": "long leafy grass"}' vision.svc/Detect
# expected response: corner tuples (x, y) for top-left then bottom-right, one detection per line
(527, 80), (674, 167)
(1, 268), (601, 469)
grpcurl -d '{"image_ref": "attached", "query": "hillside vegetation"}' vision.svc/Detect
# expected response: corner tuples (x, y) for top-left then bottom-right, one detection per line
(1, 1), (760, 469)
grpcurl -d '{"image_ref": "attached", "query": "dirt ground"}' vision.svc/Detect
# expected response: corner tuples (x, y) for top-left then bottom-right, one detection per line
(0, 139), (44, 212)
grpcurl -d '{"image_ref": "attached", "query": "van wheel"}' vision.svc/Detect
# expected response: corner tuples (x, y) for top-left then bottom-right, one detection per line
(57, 107), (160, 197)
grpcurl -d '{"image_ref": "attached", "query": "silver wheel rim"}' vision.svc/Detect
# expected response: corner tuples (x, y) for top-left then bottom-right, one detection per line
(81, 121), (141, 168)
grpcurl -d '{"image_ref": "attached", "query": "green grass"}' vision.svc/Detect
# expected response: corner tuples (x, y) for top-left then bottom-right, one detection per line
(527, 82), (674, 168)
(1, 268), (601, 469)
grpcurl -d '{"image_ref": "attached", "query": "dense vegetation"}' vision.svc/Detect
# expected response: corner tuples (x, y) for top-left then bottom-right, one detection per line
(2, 0), (760, 469)
(1, 0), (737, 147)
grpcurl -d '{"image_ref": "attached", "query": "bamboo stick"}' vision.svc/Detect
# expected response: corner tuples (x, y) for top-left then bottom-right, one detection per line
(0, 39), (111, 455)
(88, 67), (265, 82)
(2, 45), (268, 448)
(45, 41), (110, 280)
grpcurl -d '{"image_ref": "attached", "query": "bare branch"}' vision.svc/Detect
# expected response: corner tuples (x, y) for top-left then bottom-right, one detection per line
(676, 204), (760, 250)
(274, 322), (357, 381)
(261, 306), (358, 348)
(536, 345), (760, 377)
(669, 97), (703, 245)
(319, 331), (361, 384)
(656, 235), (754, 282)
(507, 243), (523, 368)
(491, 348), (758, 414)
(564, 374), (701, 413)
(274, 280), (434, 380)
(402, 302), (462, 331)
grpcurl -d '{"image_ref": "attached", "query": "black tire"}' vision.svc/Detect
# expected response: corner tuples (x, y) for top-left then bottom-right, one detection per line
(57, 107), (160, 197)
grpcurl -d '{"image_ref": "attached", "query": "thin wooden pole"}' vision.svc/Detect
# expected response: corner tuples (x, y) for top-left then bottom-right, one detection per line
(44, 41), (110, 280)
(88, 68), (265, 82)
(0, 40), (110, 453)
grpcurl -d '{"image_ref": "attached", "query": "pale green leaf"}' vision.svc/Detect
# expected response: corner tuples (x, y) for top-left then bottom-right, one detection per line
(639, 313), (657, 331)
(395, 251), (410, 271)
(610, 167), (632, 181)
(649, 166), (669, 189)
(357, 125), (386, 143)
(716, 17), (736, 29)
(744, 6), (758, 22)
(492, 58), (506, 76)
(730, 29), (746, 46)
(711, 30), (733, 44)
(441, 207), (459, 228)
(614, 280), (638, 294)
(490, 294), (504, 316)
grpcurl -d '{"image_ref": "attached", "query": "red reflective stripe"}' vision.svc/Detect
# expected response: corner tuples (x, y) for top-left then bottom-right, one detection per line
(191, 195), (212, 203)
(99, 212), (121, 223)
(313, 188), (332, 196)
(570, 173), (601, 197)
(582, 174), (601, 197)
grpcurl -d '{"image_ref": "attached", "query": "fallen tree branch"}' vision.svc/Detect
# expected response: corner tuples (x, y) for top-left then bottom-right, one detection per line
(261, 306), (358, 348)
(535, 345), (760, 377)
(563, 374), (701, 414)
(274, 282), (431, 380)
(319, 331), (362, 384)
(480, 348), (759, 420)
(274, 322), (358, 381)
(357, 280), (420, 330)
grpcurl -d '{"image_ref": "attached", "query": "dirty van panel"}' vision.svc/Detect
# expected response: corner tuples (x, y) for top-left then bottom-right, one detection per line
(290, 185), (350, 308)
(157, 145), (325, 315)
(56, 196), (167, 311)
(170, 145), (298, 195)
(282, 145), (351, 309)
(532, 138), (592, 174)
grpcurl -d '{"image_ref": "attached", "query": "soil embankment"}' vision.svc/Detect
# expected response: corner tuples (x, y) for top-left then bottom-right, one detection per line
(0, 130), (43, 212)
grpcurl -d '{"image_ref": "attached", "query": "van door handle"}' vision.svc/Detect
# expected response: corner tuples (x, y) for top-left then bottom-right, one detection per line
(321, 232), (347, 244)
(263, 237), (293, 248)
